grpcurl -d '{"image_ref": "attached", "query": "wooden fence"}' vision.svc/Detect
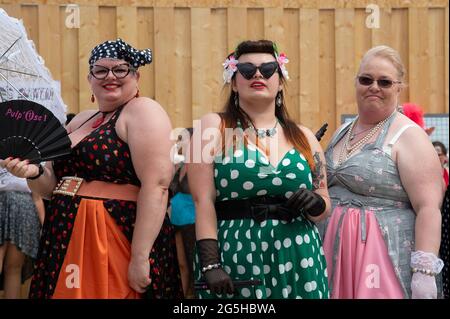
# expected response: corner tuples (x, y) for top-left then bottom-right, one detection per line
(0, 0), (448, 145)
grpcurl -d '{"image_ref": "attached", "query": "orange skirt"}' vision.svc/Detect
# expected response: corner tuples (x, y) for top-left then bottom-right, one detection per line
(52, 199), (140, 299)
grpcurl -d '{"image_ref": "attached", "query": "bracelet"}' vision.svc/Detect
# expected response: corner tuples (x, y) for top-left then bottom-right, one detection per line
(411, 267), (438, 277)
(201, 263), (221, 273)
(27, 164), (44, 180)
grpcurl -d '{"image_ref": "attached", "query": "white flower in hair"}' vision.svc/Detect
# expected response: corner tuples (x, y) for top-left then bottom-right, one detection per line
(222, 55), (238, 84)
(276, 52), (290, 80)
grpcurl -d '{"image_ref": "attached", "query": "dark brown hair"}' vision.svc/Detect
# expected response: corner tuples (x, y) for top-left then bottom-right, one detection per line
(219, 39), (314, 170)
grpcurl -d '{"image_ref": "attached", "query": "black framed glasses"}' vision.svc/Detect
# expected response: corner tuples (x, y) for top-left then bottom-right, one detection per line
(357, 75), (401, 89)
(236, 62), (279, 80)
(90, 63), (135, 80)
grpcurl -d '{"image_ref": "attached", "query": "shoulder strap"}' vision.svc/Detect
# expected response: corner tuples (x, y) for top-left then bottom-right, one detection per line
(329, 121), (352, 148)
(108, 105), (125, 127)
(373, 111), (398, 148)
(74, 111), (101, 131)
(382, 124), (416, 156)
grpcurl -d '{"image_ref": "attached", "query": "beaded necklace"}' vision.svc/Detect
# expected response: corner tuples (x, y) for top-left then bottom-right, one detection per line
(338, 111), (396, 166)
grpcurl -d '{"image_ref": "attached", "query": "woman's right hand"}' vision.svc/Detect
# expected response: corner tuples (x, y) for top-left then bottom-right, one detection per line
(203, 268), (235, 295)
(0, 157), (40, 179)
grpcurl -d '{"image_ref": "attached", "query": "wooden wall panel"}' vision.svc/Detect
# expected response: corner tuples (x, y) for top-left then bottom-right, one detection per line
(299, 8), (320, 131)
(409, 7), (430, 110)
(153, 7), (175, 118)
(0, 1), (447, 132)
(78, 5), (99, 111)
(137, 7), (154, 99)
(335, 9), (356, 126)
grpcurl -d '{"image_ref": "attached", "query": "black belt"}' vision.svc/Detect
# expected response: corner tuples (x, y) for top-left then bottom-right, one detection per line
(215, 195), (293, 223)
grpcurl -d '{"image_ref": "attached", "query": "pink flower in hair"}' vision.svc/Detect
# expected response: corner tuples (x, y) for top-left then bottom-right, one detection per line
(276, 52), (290, 80)
(223, 55), (238, 84)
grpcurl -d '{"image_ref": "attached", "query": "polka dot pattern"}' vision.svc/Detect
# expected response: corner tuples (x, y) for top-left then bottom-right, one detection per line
(195, 142), (328, 299)
(89, 38), (152, 69)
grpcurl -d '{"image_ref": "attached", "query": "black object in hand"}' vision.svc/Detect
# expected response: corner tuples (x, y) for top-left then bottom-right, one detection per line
(315, 123), (328, 142)
(196, 239), (234, 294)
(195, 279), (262, 290)
(285, 188), (326, 217)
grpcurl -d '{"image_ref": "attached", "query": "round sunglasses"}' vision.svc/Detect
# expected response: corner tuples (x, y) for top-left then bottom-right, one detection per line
(90, 63), (135, 80)
(236, 62), (279, 80)
(357, 75), (401, 89)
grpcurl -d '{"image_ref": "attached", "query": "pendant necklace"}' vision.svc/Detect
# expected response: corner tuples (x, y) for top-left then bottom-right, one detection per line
(92, 111), (113, 129)
(248, 119), (279, 138)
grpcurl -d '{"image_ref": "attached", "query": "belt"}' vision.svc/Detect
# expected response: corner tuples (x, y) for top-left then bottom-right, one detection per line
(53, 176), (139, 202)
(215, 195), (293, 223)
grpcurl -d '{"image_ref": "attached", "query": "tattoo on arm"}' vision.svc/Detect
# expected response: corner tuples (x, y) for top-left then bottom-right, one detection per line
(312, 152), (325, 190)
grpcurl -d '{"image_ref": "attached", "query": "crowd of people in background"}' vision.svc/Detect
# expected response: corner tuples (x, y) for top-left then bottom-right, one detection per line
(0, 38), (448, 299)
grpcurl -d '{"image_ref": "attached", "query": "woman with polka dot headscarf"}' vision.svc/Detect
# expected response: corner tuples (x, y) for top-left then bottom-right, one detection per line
(0, 39), (183, 298)
(187, 40), (331, 299)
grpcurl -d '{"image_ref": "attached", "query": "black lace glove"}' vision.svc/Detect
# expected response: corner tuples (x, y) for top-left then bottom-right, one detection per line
(285, 188), (326, 217)
(197, 239), (234, 295)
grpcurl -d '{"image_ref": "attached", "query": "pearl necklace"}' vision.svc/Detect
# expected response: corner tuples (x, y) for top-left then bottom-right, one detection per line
(349, 126), (373, 141)
(338, 111), (396, 166)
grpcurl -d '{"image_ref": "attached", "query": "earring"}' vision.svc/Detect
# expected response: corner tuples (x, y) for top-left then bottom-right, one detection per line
(276, 92), (282, 107)
(234, 93), (239, 108)
(91, 94), (95, 103)
(135, 88), (140, 98)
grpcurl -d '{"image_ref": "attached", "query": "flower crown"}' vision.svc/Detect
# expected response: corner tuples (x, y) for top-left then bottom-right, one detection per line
(222, 43), (289, 84)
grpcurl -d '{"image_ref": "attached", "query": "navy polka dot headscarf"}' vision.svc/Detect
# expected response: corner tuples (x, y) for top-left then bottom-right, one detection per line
(89, 38), (152, 69)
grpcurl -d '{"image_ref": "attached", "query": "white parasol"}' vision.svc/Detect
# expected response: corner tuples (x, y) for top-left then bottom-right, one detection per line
(0, 8), (66, 124)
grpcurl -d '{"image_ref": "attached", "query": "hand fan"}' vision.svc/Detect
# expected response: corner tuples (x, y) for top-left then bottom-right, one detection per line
(0, 99), (72, 164)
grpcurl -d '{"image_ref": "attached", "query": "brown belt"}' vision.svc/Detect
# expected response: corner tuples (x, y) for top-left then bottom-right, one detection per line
(53, 176), (139, 202)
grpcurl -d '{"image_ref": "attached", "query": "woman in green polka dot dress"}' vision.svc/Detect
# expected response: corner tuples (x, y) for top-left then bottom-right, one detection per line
(188, 40), (331, 299)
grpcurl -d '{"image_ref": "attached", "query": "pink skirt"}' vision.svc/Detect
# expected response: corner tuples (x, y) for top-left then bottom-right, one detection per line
(323, 206), (404, 298)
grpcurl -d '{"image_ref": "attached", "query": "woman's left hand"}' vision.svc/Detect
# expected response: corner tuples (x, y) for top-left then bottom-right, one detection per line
(128, 257), (151, 293)
(411, 272), (437, 299)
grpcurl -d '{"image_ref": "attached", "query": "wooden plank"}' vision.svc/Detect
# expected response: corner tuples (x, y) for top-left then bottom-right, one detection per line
(20, 5), (39, 49)
(117, 6), (138, 46)
(1, 0), (449, 9)
(137, 7), (154, 99)
(0, 3), (22, 18)
(153, 7), (175, 119)
(38, 4), (61, 82)
(60, 4), (79, 114)
(227, 7), (247, 52)
(98, 6), (116, 42)
(283, 8), (299, 123)
(428, 8), (445, 114)
(78, 5), (99, 112)
(335, 8), (356, 127)
(264, 7), (284, 48)
(174, 7), (191, 127)
(354, 8), (372, 76)
(299, 8), (320, 130)
(371, 6), (392, 47)
(191, 8), (213, 122)
(319, 9), (336, 146)
(247, 8), (264, 41)
(210, 8), (228, 113)
(446, 5), (449, 113)
(408, 7), (430, 111)
(391, 8), (409, 104)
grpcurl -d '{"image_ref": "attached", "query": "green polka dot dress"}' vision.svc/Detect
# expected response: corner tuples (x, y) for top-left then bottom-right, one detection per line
(194, 141), (329, 299)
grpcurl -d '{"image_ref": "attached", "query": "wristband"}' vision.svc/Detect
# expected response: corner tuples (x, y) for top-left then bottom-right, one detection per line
(27, 164), (44, 180)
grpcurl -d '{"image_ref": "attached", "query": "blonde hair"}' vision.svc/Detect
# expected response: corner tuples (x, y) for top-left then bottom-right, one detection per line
(359, 45), (406, 82)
